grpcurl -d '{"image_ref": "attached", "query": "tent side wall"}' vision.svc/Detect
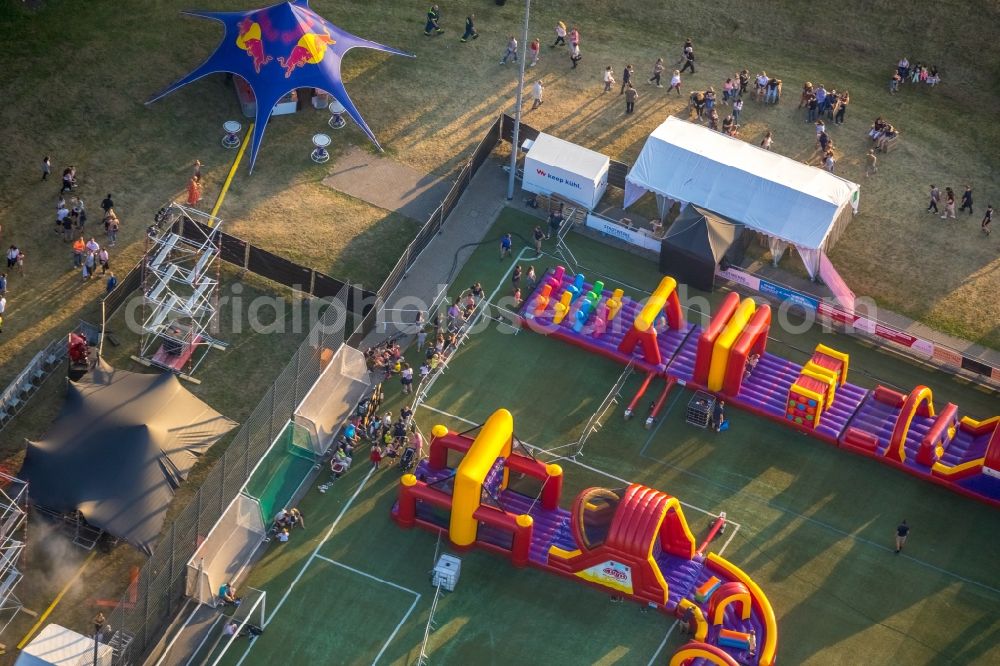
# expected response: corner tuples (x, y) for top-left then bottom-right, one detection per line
(292, 345), (371, 457)
(522, 135), (610, 210)
(185, 494), (266, 606)
(659, 243), (717, 292)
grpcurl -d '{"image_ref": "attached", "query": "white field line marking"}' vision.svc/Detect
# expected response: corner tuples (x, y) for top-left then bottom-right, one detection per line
(313, 555), (421, 598)
(717, 521), (740, 557)
(154, 600), (198, 666)
(311, 555), (422, 666)
(415, 404), (737, 525)
(646, 620), (680, 666)
(184, 614), (222, 666)
(233, 468), (375, 665)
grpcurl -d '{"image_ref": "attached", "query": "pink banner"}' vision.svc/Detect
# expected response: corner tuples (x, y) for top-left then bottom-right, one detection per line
(819, 253), (856, 312)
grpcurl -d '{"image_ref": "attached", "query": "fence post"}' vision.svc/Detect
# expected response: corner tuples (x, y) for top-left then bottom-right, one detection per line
(309, 270), (316, 297)
(243, 240), (251, 272)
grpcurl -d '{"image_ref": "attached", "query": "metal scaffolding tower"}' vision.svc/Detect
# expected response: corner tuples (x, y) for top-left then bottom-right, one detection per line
(0, 473), (28, 636)
(131, 203), (227, 383)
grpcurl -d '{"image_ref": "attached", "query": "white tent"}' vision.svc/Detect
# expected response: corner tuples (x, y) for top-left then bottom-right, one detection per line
(523, 133), (610, 210)
(625, 117), (860, 277)
(16, 624), (113, 666)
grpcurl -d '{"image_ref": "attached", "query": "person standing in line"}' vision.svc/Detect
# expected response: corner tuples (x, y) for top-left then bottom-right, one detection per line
(529, 38), (540, 67)
(533, 226), (545, 254)
(526, 265), (537, 291)
(531, 79), (544, 110)
(512, 264), (522, 290)
(894, 520), (909, 553)
(667, 69), (682, 95)
(193, 159), (202, 180)
(400, 363), (414, 394)
(0, 294), (5, 332)
(41, 156), (51, 181)
(624, 83), (638, 114)
(760, 131), (773, 150)
(648, 58), (664, 87)
(941, 187), (957, 219)
(0, 273), (6, 295)
(569, 41), (582, 68)
(866, 149), (878, 177)
(603, 66), (615, 93)
(959, 185), (974, 215)
(552, 21), (567, 47)
(424, 4), (443, 36)
(738, 69), (750, 96)
(927, 184), (940, 213)
(619, 64), (633, 94)
(416, 324), (428, 351)
(101, 193), (114, 215)
(460, 13), (478, 42)
(823, 150), (836, 173)
(732, 95), (743, 124)
(106, 271), (117, 293)
(98, 247), (110, 274)
(500, 35), (518, 65)
(981, 204), (993, 235)
(834, 91), (849, 124)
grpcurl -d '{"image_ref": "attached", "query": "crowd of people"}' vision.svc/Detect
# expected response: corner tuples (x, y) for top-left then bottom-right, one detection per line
(890, 57), (940, 93)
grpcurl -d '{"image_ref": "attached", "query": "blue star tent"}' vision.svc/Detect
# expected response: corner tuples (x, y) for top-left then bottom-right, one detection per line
(147, 0), (413, 172)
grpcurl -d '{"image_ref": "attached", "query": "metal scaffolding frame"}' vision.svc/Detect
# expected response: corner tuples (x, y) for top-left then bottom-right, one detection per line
(132, 204), (227, 383)
(0, 472), (28, 637)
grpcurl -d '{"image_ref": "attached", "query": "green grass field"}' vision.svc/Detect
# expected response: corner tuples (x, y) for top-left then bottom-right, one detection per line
(226, 210), (1000, 665)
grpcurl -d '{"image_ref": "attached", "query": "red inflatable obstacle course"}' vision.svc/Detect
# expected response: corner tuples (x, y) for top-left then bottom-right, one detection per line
(392, 408), (778, 665)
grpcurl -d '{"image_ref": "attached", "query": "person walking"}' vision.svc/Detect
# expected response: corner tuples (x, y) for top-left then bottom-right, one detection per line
(533, 226), (544, 254)
(98, 247), (110, 274)
(619, 64), (633, 95)
(41, 156), (51, 181)
(500, 35), (518, 65)
(926, 184), (940, 213)
(424, 5), (443, 36)
(894, 520), (909, 553)
(500, 233), (512, 259)
(106, 271), (117, 294)
(624, 83), (638, 114)
(648, 58), (664, 87)
(568, 26), (580, 49)
(0, 294), (5, 332)
(569, 41), (582, 68)
(941, 187), (957, 219)
(866, 149), (878, 177)
(760, 131), (773, 150)
(529, 38), (540, 67)
(603, 66), (615, 93)
(959, 186), (974, 215)
(667, 69), (682, 95)
(101, 193), (114, 215)
(531, 79), (544, 110)
(460, 13), (478, 42)
(982, 204), (993, 235)
(679, 48), (695, 75)
(552, 20), (567, 47)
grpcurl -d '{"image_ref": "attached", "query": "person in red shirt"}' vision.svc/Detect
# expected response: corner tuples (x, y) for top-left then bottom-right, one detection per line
(370, 445), (383, 470)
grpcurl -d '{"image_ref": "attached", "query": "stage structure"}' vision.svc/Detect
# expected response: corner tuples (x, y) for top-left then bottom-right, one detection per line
(132, 203), (227, 382)
(0, 473), (28, 635)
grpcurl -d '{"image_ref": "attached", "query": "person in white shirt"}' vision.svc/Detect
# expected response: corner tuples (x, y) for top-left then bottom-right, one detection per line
(531, 80), (544, 110)
(85, 237), (100, 254)
(603, 66), (615, 93)
(668, 70), (682, 95)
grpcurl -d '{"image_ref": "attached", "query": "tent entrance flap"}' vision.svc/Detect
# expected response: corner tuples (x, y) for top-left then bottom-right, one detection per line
(659, 205), (745, 292)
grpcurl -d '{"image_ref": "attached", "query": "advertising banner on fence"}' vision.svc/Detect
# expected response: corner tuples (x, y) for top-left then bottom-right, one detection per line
(816, 303), (935, 358)
(758, 278), (820, 311)
(585, 214), (662, 251)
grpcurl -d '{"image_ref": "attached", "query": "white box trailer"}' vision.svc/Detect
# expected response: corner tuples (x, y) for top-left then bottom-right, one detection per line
(522, 133), (610, 210)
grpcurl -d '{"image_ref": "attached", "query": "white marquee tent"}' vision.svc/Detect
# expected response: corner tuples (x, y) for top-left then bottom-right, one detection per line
(522, 132), (610, 210)
(625, 117), (860, 277)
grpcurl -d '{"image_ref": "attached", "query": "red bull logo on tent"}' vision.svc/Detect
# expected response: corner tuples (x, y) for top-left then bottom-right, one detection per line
(147, 0), (413, 173)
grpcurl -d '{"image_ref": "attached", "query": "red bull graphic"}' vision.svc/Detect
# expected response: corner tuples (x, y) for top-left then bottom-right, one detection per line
(277, 28), (335, 78)
(235, 17), (272, 74)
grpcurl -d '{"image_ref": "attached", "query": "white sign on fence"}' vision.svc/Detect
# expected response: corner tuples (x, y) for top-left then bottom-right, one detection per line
(585, 213), (662, 252)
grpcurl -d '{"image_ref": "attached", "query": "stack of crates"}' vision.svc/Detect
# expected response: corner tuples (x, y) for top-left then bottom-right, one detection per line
(686, 391), (716, 429)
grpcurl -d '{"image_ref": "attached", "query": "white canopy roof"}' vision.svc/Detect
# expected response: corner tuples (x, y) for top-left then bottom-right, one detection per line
(625, 117), (860, 251)
(15, 624), (112, 666)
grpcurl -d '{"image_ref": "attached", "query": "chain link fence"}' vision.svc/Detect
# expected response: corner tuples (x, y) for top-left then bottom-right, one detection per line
(100, 293), (346, 664)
